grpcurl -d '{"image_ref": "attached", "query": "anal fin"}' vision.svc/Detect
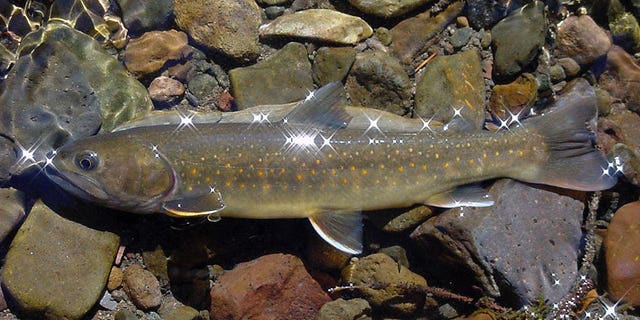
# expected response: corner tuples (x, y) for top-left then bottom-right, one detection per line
(309, 211), (363, 254)
(424, 185), (494, 208)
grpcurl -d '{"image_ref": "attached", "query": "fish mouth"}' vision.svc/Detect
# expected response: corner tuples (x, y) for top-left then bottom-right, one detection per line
(45, 165), (110, 201)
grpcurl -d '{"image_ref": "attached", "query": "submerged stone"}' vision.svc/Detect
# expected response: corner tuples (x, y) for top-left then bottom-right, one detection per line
(347, 0), (432, 18)
(605, 201), (640, 305)
(116, 0), (174, 35)
(1, 201), (120, 319)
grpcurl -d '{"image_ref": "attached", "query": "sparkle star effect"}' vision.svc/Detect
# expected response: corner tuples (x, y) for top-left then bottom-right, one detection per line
(250, 111), (272, 125)
(416, 114), (438, 134)
(280, 125), (323, 158)
(173, 110), (198, 134)
(601, 156), (625, 178)
(452, 105), (464, 118)
(362, 112), (384, 137)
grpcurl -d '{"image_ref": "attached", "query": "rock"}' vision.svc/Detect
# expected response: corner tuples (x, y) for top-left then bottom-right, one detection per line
(557, 57), (581, 77)
(210, 253), (331, 320)
(116, 0), (173, 35)
(345, 50), (412, 115)
(259, 9), (373, 45)
(312, 47), (356, 85)
(316, 298), (372, 320)
(149, 76), (186, 108)
(605, 201), (640, 305)
(229, 42), (313, 109)
(609, 0), (640, 53)
(115, 309), (138, 320)
(379, 205), (434, 233)
(491, 1), (546, 80)
(0, 136), (16, 183)
(187, 73), (218, 103)
(415, 49), (486, 129)
(466, 0), (509, 29)
(450, 26), (474, 49)
(341, 253), (427, 316)
(390, 2), (463, 64)
(411, 179), (585, 306)
(108, 266), (124, 291)
(124, 30), (191, 78)
(123, 264), (162, 310)
(599, 45), (640, 114)
(488, 73), (537, 121)
(549, 64), (566, 83)
(0, 22), (152, 168)
(0, 282), (7, 311)
(265, 6), (286, 19)
(163, 305), (200, 320)
(556, 15), (611, 65)
(378, 246), (410, 268)
(0, 188), (26, 245)
(346, 0), (432, 18)
(257, 0), (291, 5)
(1, 200), (120, 319)
(142, 245), (170, 286)
(374, 27), (392, 46)
(598, 104), (640, 184)
(306, 232), (351, 271)
(175, 0), (261, 61)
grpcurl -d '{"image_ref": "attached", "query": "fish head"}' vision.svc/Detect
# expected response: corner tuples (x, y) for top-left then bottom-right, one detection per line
(46, 133), (176, 213)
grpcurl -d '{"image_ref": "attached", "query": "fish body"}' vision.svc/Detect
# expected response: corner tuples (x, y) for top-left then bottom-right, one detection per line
(46, 82), (617, 253)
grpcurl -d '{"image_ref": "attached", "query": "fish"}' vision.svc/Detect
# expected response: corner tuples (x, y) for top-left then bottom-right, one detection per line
(45, 82), (617, 254)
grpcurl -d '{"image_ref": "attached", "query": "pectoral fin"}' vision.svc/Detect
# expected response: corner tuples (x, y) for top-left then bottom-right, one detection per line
(309, 211), (363, 255)
(162, 187), (226, 218)
(424, 185), (494, 208)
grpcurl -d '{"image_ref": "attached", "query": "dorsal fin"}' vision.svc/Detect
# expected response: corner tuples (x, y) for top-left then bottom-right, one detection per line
(283, 82), (352, 128)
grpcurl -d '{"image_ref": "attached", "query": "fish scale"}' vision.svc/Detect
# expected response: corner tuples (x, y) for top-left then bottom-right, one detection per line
(46, 82), (617, 254)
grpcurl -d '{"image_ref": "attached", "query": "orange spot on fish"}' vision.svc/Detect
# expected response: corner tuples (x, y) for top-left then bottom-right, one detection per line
(342, 178), (348, 185)
(191, 168), (197, 175)
(468, 159), (474, 165)
(237, 168), (244, 174)
(409, 162), (415, 168)
(296, 174), (303, 181)
(350, 165), (356, 171)
(379, 164), (385, 169)
(444, 162), (450, 168)
(361, 169), (368, 175)
(263, 184), (271, 190)
(225, 181), (231, 187)
(421, 164), (427, 171)
(331, 169), (337, 175)
(397, 166), (404, 173)
(257, 170), (264, 177)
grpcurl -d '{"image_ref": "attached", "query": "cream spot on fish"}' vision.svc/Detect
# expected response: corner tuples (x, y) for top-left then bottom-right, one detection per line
(354, 185), (360, 190)
(328, 154), (333, 159)
(187, 186), (193, 191)
(225, 163), (232, 168)
(409, 162), (415, 168)
(495, 151), (500, 156)
(369, 150), (374, 155)
(240, 183), (246, 189)
(435, 154), (440, 159)
(316, 159), (321, 165)
(280, 168), (286, 174)
(408, 147), (414, 153)
(258, 158), (263, 163)
(216, 170), (220, 175)
(311, 169), (316, 175)
(238, 168), (244, 174)
(391, 181), (397, 186)
(269, 169), (275, 174)
(205, 177), (211, 182)
(350, 165), (356, 171)
(418, 151), (423, 156)
(331, 169), (337, 175)
(394, 150), (400, 155)
(379, 164), (385, 169)
(466, 142), (471, 147)
(508, 149), (514, 154)
(455, 157), (460, 162)
(483, 153), (487, 159)
(249, 164), (255, 169)
(237, 153), (242, 157)
(375, 179), (381, 184)
(518, 151), (524, 157)
(468, 159), (474, 165)
(252, 184), (256, 188)
(200, 157), (205, 161)
(532, 146), (537, 151)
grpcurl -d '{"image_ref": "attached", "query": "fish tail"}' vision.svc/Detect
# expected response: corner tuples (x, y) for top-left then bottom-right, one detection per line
(516, 82), (617, 191)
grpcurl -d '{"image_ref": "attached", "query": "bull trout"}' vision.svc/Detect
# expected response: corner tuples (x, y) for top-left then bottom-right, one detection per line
(46, 82), (617, 254)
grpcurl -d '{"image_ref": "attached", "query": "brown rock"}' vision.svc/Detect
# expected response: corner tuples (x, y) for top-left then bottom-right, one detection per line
(556, 15), (611, 65)
(124, 30), (190, 77)
(210, 253), (331, 320)
(605, 201), (640, 305)
(107, 266), (123, 291)
(148, 76), (185, 107)
(488, 73), (537, 121)
(123, 264), (162, 310)
(599, 45), (640, 114)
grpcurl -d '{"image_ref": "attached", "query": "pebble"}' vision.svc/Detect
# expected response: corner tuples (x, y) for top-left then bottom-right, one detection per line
(556, 15), (611, 65)
(599, 45), (640, 114)
(316, 298), (372, 320)
(491, 1), (546, 80)
(609, 0), (640, 53)
(174, 0), (261, 62)
(0, 188), (26, 245)
(488, 73), (538, 120)
(124, 30), (191, 78)
(306, 231), (351, 271)
(264, 6), (286, 19)
(1, 200), (120, 319)
(108, 266), (124, 291)
(411, 179), (585, 306)
(210, 253), (331, 320)
(370, 205), (434, 233)
(605, 201), (640, 306)
(557, 57), (581, 77)
(345, 50), (412, 115)
(0, 22), (151, 172)
(148, 76), (186, 108)
(259, 9), (373, 45)
(346, 0), (431, 18)
(341, 253), (428, 316)
(256, 0), (291, 5)
(450, 26), (474, 49)
(162, 305), (200, 320)
(312, 46), (356, 85)
(415, 49), (486, 129)
(0, 137), (15, 183)
(390, 2), (463, 63)
(123, 264), (162, 310)
(598, 104), (640, 184)
(115, 0), (174, 35)
(187, 73), (218, 104)
(229, 42), (313, 109)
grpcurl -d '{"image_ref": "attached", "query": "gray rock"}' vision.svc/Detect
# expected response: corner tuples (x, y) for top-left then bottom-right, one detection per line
(257, 0), (291, 4)
(0, 137), (16, 184)
(259, 9), (373, 44)
(345, 50), (412, 115)
(265, 6), (286, 19)
(229, 42), (313, 109)
(123, 264), (162, 310)
(0, 188), (26, 245)
(410, 179), (584, 306)
(557, 57), (581, 78)
(316, 298), (372, 320)
(187, 73), (218, 103)
(174, 0), (261, 62)
(450, 26), (474, 49)
(0, 22), (151, 174)
(313, 47), (356, 85)
(347, 0), (432, 18)
(466, 0), (509, 29)
(415, 49), (486, 129)
(491, 1), (546, 80)
(116, 0), (173, 35)
(1, 200), (120, 319)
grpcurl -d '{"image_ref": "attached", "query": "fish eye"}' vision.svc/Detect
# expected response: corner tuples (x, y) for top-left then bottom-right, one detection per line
(74, 150), (99, 171)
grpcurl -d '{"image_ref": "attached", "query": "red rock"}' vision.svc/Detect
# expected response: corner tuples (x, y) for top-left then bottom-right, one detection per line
(605, 201), (640, 305)
(148, 76), (185, 106)
(556, 15), (611, 65)
(599, 45), (640, 114)
(210, 253), (331, 320)
(124, 30), (191, 77)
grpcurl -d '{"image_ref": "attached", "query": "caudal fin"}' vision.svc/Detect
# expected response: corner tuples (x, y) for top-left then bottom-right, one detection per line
(519, 81), (617, 191)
